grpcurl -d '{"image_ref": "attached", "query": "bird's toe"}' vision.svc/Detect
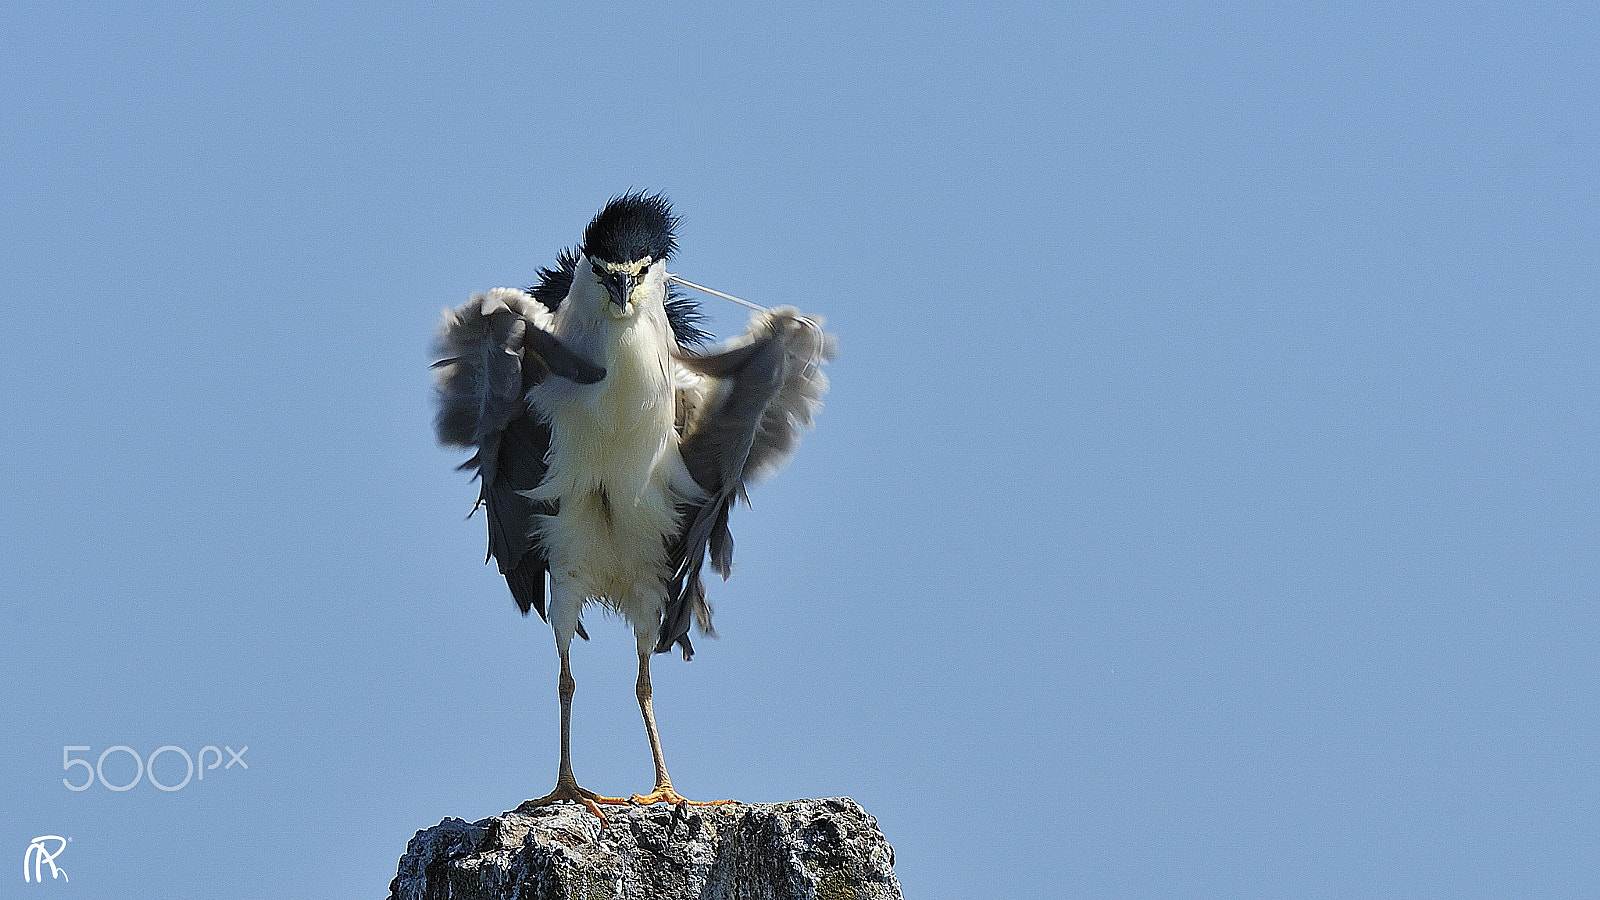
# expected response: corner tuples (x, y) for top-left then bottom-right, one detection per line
(517, 779), (630, 822)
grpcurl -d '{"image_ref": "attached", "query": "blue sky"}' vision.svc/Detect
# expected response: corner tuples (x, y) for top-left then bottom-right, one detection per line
(3, 2), (1597, 898)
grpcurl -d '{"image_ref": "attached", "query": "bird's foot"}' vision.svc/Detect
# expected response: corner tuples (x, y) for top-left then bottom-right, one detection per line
(516, 778), (630, 822)
(628, 782), (735, 808)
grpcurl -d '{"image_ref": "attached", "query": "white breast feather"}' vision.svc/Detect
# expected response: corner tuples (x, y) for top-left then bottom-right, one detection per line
(527, 303), (703, 635)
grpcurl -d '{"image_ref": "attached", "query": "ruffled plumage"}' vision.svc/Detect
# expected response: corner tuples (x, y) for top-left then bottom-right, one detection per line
(435, 289), (832, 658)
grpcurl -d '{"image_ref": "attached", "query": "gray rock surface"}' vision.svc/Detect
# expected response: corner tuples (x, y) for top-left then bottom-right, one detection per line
(389, 797), (902, 900)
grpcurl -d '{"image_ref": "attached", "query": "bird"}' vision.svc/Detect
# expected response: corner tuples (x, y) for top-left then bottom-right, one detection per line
(432, 191), (833, 819)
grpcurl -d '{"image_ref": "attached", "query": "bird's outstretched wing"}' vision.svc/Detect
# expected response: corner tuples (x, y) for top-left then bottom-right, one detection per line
(659, 307), (835, 657)
(433, 288), (603, 627)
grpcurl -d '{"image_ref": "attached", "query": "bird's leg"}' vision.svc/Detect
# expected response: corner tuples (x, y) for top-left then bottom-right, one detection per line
(633, 648), (678, 802)
(516, 645), (629, 821)
(627, 646), (733, 808)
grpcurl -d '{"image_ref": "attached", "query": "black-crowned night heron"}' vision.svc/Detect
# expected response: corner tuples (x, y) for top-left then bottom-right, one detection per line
(433, 192), (833, 818)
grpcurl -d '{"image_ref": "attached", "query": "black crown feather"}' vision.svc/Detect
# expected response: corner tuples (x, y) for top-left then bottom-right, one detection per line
(528, 195), (708, 346)
(581, 191), (679, 265)
(529, 247), (580, 313)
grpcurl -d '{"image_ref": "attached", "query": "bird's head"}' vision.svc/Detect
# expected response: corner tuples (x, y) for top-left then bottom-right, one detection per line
(578, 191), (678, 319)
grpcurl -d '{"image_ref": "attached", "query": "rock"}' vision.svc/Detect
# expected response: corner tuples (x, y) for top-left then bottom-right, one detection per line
(389, 797), (902, 900)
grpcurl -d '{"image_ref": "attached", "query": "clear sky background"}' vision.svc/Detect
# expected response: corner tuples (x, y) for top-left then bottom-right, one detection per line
(3, 2), (1597, 898)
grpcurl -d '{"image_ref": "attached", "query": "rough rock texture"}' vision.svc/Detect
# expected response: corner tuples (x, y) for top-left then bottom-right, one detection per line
(389, 797), (902, 900)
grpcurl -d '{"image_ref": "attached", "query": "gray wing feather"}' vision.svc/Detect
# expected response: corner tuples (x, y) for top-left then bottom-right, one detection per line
(659, 307), (834, 656)
(432, 289), (535, 472)
(433, 288), (601, 634)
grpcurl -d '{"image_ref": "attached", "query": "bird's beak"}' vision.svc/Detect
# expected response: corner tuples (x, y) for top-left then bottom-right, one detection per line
(603, 272), (632, 310)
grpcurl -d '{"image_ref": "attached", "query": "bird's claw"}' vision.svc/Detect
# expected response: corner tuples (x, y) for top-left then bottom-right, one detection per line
(517, 780), (631, 823)
(627, 785), (735, 808)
